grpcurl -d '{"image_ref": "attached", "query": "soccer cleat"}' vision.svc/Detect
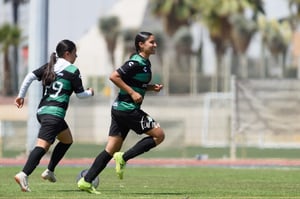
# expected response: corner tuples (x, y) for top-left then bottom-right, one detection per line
(41, 169), (57, 182)
(113, 152), (126, 180)
(77, 177), (101, 194)
(14, 172), (31, 192)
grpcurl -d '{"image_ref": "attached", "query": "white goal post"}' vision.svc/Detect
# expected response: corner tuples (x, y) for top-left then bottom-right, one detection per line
(231, 77), (300, 159)
(202, 76), (300, 159)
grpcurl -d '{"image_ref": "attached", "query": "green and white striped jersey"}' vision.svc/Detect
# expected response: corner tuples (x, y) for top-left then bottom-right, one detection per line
(113, 54), (152, 111)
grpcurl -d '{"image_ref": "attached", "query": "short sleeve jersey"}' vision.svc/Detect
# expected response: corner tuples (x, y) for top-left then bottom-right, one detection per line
(33, 62), (85, 118)
(113, 54), (152, 111)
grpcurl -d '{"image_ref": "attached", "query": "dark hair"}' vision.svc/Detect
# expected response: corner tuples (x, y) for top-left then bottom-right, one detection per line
(56, 39), (76, 58)
(42, 39), (76, 86)
(134, 31), (153, 53)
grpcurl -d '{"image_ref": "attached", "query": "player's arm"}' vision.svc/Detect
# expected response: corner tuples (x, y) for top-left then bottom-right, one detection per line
(76, 88), (94, 98)
(15, 72), (38, 108)
(110, 70), (142, 104)
(147, 84), (163, 92)
(72, 68), (94, 98)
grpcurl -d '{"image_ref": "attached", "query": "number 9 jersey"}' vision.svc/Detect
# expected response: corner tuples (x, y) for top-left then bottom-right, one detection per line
(34, 58), (85, 118)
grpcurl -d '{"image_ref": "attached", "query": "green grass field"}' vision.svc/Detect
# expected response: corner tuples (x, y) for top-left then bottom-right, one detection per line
(2, 144), (300, 198)
(1, 166), (300, 199)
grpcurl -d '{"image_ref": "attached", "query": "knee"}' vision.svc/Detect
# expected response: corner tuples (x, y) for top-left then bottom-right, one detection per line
(105, 136), (123, 155)
(61, 139), (73, 145)
(155, 128), (165, 145)
(65, 141), (73, 145)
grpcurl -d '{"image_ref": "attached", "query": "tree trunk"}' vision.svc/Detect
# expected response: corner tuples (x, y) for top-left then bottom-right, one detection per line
(12, 1), (20, 94)
(240, 53), (248, 78)
(3, 49), (13, 96)
(190, 54), (197, 95)
(105, 36), (117, 68)
(214, 52), (223, 92)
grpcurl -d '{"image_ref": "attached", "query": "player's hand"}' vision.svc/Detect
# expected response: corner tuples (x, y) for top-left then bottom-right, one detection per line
(88, 88), (94, 96)
(152, 84), (163, 92)
(130, 91), (143, 104)
(15, 97), (24, 108)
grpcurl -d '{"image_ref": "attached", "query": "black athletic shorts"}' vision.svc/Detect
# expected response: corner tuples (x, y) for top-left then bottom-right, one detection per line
(109, 108), (160, 139)
(37, 114), (69, 144)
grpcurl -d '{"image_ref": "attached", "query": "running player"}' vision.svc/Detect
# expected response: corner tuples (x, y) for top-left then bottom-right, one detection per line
(77, 31), (165, 194)
(14, 39), (94, 192)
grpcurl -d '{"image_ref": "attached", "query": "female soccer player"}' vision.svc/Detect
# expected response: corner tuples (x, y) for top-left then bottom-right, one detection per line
(77, 31), (165, 194)
(14, 39), (94, 192)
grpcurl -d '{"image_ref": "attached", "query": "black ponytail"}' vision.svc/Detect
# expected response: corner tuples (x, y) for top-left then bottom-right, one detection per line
(41, 39), (76, 86)
(42, 52), (56, 86)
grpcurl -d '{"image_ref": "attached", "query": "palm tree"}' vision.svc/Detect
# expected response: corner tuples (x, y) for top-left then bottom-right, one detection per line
(120, 28), (137, 60)
(98, 16), (120, 68)
(4, 0), (29, 23)
(229, 13), (258, 78)
(197, 0), (264, 90)
(288, 0), (300, 78)
(0, 23), (21, 95)
(4, 0), (29, 93)
(150, 0), (264, 92)
(288, 0), (300, 26)
(257, 16), (293, 77)
(149, 0), (196, 37)
(150, 0), (198, 94)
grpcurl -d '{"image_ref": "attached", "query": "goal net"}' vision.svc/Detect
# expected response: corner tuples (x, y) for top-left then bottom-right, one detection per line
(232, 78), (300, 149)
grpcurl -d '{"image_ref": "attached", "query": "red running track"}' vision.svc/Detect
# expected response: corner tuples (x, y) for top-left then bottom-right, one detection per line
(1, 158), (300, 167)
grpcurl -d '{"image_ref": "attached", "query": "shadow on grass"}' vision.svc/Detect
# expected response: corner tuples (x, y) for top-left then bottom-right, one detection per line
(124, 192), (194, 198)
(56, 189), (195, 197)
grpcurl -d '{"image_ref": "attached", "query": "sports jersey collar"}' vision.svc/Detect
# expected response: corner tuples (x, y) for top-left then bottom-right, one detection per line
(54, 58), (72, 73)
(130, 54), (149, 66)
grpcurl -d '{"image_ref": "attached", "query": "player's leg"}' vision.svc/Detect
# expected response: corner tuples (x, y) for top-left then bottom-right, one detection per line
(122, 110), (165, 162)
(122, 126), (165, 161)
(114, 110), (165, 179)
(85, 135), (123, 182)
(78, 135), (123, 194)
(15, 138), (50, 192)
(113, 127), (165, 180)
(78, 111), (127, 191)
(42, 129), (72, 182)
